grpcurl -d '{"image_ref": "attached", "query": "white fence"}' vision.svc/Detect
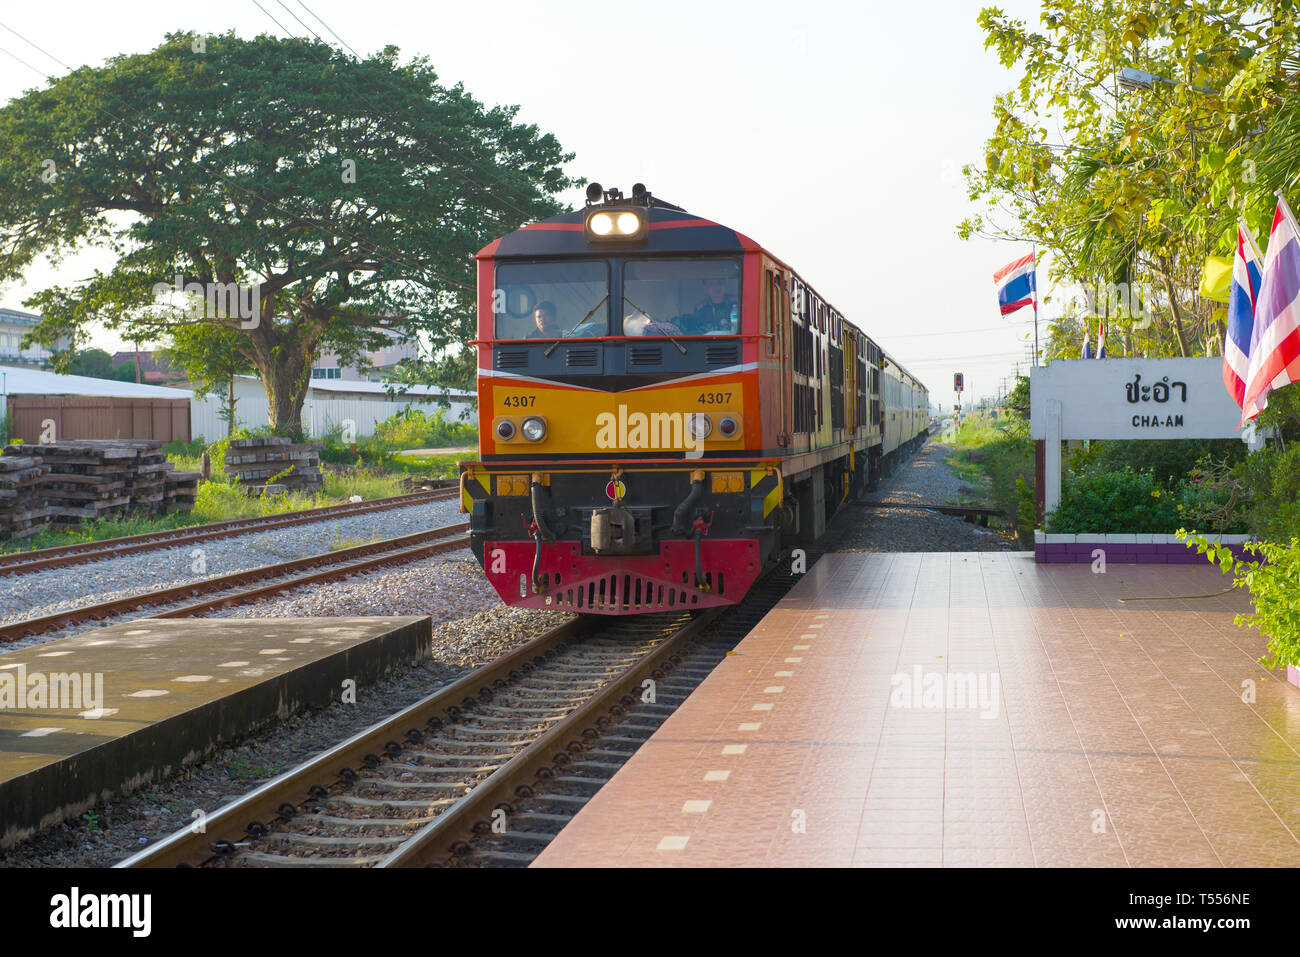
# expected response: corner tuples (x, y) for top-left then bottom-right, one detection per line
(190, 379), (476, 442)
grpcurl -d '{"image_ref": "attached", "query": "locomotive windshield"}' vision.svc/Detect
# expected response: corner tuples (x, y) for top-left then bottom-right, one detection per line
(621, 259), (740, 337)
(493, 260), (609, 339)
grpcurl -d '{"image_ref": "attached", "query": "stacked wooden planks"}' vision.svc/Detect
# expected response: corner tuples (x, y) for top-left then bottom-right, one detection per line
(224, 436), (323, 492)
(162, 469), (201, 513)
(22, 440), (141, 524)
(0, 454), (53, 539)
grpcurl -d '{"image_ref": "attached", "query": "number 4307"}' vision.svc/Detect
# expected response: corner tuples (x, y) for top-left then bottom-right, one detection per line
(697, 392), (731, 405)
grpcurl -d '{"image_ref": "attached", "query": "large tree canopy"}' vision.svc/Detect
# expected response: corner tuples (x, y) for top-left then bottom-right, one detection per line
(0, 30), (578, 430)
(962, 1), (1300, 360)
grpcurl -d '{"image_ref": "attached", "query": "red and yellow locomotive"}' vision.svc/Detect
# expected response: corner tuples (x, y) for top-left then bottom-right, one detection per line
(459, 183), (928, 614)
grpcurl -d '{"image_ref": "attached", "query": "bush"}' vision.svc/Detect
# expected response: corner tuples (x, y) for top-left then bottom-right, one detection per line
(372, 408), (476, 450)
(1069, 438), (1247, 487)
(1047, 465), (1183, 533)
(1181, 532), (1300, 669)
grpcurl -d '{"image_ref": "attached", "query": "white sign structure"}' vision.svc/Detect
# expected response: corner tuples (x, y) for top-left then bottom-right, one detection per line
(1030, 357), (1262, 516)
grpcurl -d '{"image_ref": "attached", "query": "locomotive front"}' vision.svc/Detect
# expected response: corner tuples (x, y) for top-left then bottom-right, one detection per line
(458, 184), (784, 614)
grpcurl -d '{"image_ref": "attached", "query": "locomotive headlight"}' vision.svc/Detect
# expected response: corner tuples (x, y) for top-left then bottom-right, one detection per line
(688, 413), (712, 440)
(717, 415), (739, 437)
(521, 416), (548, 441)
(496, 420), (516, 440)
(585, 207), (646, 241)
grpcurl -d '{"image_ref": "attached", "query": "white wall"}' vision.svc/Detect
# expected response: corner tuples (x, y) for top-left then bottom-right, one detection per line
(190, 378), (475, 442)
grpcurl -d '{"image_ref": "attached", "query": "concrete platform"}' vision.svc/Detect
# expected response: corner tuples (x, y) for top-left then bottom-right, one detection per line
(0, 615), (430, 847)
(533, 552), (1300, 867)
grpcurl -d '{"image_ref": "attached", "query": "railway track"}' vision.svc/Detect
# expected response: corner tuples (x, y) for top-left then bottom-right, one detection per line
(116, 545), (819, 869)
(0, 521), (469, 643)
(0, 488), (457, 578)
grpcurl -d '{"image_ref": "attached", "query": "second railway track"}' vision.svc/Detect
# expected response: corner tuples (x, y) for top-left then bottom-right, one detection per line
(0, 488), (457, 577)
(0, 521), (470, 643)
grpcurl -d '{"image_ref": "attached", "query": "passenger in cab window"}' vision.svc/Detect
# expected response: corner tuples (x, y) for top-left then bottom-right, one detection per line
(526, 301), (559, 338)
(686, 278), (738, 335)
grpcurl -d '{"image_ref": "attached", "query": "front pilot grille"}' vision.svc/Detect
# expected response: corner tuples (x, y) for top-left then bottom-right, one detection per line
(546, 571), (723, 611)
(566, 347), (598, 367)
(705, 343), (739, 365)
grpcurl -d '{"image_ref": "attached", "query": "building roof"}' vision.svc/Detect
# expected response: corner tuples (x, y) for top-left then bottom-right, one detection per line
(0, 307), (42, 327)
(0, 365), (193, 398)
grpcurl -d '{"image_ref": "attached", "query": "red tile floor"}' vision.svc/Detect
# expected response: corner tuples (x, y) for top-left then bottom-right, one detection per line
(533, 552), (1300, 867)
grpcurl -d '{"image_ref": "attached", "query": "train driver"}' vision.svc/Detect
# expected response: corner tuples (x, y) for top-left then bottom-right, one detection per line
(686, 278), (738, 334)
(526, 301), (560, 338)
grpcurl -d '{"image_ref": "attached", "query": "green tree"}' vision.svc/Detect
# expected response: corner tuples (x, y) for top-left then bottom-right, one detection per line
(0, 31), (577, 434)
(161, 324), (257, 436)
(961, 2), (1300, 360)
(56, 347), (137, 382)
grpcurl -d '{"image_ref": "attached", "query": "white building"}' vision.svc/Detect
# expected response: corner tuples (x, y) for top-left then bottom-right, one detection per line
(0, 308), (70, 366)
(190, 375), (475, 442)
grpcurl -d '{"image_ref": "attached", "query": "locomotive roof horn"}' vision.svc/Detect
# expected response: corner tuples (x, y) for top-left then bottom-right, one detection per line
(583, 181), (683, 211)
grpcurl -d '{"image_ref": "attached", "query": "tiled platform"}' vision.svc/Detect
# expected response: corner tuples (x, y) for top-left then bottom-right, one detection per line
(533, 552), (1300, 867)
(0, 616), (430, 846)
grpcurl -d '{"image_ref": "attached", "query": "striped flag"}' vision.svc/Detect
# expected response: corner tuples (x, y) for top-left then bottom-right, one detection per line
(1080, 327), (1091, 359)
(1223, 221), (1262, 409)
(993, 253), (1036, 317)
(1241, 195), (1300, 425)
(1097, 322), (1107, 358)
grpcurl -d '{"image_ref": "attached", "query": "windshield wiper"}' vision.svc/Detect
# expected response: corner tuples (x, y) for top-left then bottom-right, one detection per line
(544, 295), (608, 357)
(624, 296), (687, 355)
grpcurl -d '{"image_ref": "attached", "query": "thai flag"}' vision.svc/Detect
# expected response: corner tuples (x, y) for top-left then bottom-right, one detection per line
(1097, 322), (1107, 358)
(1080, 328), (1091, 359)
(1241, 195), (1300, 425)
(993, 253), (1036, 317)
(1223, 222), (1262, 409)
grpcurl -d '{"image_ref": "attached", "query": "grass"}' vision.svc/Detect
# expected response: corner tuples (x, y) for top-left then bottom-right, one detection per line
(225, 756), (281, 782)
(391, 451), (464, 479)
(941, 410), (1036, 546)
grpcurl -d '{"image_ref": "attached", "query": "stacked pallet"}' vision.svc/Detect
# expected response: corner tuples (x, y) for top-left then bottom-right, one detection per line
(0, 455), (52, 539)
(224, 436), (323, 492)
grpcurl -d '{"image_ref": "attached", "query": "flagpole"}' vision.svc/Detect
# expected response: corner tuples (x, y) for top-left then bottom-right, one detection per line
(1032, 245), (1039, 366)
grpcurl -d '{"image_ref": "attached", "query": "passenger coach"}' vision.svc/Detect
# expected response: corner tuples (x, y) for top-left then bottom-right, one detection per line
(459, 184), (928, 614)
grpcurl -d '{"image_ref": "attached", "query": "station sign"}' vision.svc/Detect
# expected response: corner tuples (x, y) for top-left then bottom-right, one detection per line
(1030, 357), (1245, 441)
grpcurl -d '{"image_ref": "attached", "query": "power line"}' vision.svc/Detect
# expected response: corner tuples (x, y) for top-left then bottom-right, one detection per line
(293, 0), (363, 59)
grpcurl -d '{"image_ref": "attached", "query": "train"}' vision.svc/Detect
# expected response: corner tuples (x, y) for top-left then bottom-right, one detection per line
(458, 183), (929, 615)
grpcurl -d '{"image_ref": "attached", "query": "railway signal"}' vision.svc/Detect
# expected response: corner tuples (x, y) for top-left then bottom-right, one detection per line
(954, 372), (964, 393)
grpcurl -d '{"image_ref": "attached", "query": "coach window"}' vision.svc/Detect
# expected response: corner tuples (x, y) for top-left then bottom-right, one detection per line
(493, 260), (609, 339)
(621, 259), (740, 337)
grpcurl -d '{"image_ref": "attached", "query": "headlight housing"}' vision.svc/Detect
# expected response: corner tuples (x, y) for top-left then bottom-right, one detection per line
(585, 207), (647, 241)
(496, 420), (516, 440)
(521, 416), (547, 442)
(688, 413), (712, 440)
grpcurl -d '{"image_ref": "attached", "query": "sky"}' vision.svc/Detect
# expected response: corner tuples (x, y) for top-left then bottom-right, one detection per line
(0, 0), (1051, 406)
